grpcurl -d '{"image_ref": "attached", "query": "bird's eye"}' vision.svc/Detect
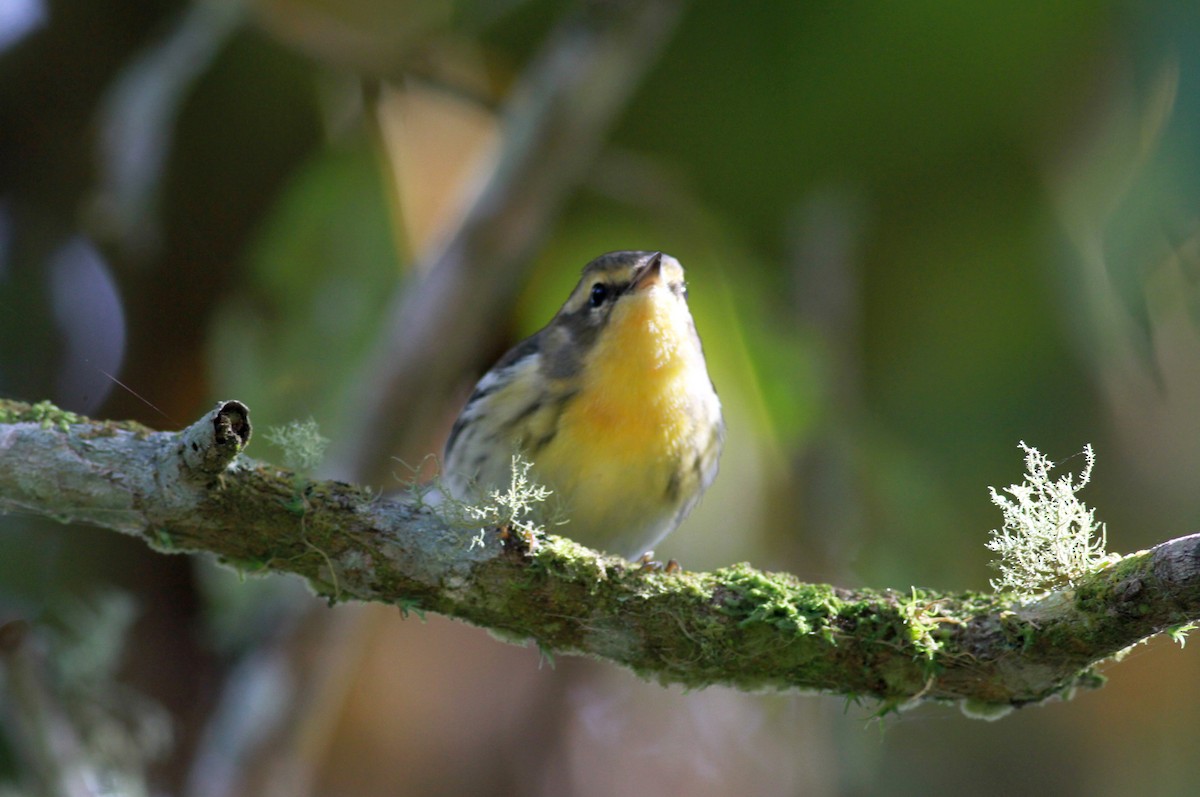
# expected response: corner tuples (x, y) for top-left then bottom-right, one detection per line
(588, 283), (610, 308)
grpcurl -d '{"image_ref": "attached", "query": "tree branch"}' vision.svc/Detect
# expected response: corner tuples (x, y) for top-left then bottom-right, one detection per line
(3, 397), (1198, 715)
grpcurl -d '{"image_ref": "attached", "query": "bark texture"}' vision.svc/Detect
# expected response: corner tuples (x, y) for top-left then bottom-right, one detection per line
(2, 397), (1198, 716)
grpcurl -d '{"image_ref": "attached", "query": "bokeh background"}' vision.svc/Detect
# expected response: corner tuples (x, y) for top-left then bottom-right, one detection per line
(4, 1), (1200, 795)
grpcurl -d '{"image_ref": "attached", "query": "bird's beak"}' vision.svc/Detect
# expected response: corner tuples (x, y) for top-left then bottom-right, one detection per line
(633, 252), (664, 291)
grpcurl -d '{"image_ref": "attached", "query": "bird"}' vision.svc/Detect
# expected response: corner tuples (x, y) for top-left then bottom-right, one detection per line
(442, 250), (724, 561)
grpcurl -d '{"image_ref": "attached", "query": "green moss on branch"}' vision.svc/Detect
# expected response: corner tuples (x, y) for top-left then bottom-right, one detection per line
(2, 397), (1199, 715)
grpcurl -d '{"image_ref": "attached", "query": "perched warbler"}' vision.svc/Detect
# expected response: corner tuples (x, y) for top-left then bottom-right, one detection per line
(442, 250), (724, 560)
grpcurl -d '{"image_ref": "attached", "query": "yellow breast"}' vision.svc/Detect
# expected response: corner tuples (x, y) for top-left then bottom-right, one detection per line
(531, 284), (717, 552)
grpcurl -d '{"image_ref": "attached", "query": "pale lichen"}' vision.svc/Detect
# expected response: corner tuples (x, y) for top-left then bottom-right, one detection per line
(464, 455), (553, 550)
(262, 417), (328, 474)
(435, 454), (554, 552)
(986, 442), (1115, 595)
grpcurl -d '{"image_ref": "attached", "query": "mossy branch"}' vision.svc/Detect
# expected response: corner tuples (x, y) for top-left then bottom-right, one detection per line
(3, 398), (1199, 716)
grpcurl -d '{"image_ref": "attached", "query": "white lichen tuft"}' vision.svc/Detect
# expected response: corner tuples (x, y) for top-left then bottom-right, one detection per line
(457, 455), (553, 551)
(986, 442), (1114, 595)
(263, 417), (329, 473)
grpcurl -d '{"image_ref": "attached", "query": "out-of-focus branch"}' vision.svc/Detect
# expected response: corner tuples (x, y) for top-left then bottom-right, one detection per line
(5, 397), (1200, 716)
(329, 0), (684, 482)
(0, 599), (171, 797)
(0, 621), (99, 797)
